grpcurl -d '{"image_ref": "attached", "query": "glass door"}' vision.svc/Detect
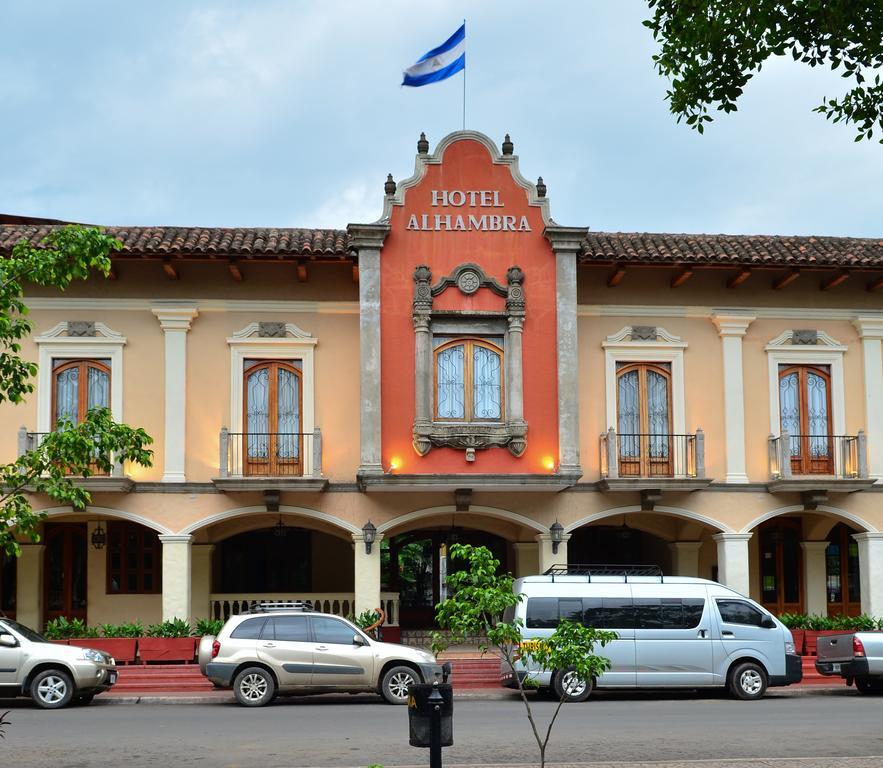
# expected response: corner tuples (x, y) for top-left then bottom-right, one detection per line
(44, 523), (88, 623)
(778, 364), (833, 475)
(759, 519), (803, 615)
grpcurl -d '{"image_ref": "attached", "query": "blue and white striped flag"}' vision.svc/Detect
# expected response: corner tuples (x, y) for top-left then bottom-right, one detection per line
(402, 23), (465, 87)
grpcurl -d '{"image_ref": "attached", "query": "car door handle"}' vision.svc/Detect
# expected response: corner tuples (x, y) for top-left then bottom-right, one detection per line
(697, 629), (708, 638)
(261, 642), (276, 648)
(721, 631), (735, 637)
(315, 646), (329, 651)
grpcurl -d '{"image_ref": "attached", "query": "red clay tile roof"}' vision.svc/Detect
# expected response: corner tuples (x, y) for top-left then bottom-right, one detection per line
(581, 232), (883, 269)
(0, 225), (351, 259)
(2, 223), (882, 269)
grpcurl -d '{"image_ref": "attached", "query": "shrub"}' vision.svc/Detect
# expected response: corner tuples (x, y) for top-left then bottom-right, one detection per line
(43, 617), (100, 639)
(348, 610), (383, 637)
(777, 613), (808, 629)
(145, 618), (193, 638)
(194, 618), (223, 637)
(99, 621), (144, 638)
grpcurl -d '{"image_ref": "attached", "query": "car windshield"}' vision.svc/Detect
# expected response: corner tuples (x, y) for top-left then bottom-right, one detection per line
(1, 618), (47, 643)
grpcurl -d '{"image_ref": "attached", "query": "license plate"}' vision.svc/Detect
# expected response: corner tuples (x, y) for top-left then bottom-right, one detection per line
(108, 671), (118, 684)
(832, 663), (841, 673)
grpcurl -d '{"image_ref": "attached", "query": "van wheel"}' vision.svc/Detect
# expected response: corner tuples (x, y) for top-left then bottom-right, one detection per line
(381, 665), (418, 704)
(30, 669), (75, 709)
(233, 667), (276, 707)
(728, 661), (767, 700)
(553, 669), (593, 703)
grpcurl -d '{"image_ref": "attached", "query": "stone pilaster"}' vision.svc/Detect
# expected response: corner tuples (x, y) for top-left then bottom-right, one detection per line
(152, 304), (198, 482)
(353, 532), (385, 616)
(669, 541), (703, 578)
(159, 534), (192, 621)
(853, 532), (883, 617)
(713, 533), (753, 595)
(801, 541), (829, 617)
(852, 317), (883, 481)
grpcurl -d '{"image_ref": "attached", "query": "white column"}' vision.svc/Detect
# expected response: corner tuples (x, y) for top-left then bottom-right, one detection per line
(160, 534), (192, 621)
(536, 533), (570, 574)
(16, 544), (44, 629)
(190, 544), (215, 621)
(353, 532), (384, 616)
(854, 532), (883, 617)
(712, 314), (755, 483)
(152, 305), (198, 482)
(801, 541), (829, 617)
(853, 317), (883, 481)
(713, 533), (752, 595)
(513, 542), (540, 577)
(669, 541), (703, 577)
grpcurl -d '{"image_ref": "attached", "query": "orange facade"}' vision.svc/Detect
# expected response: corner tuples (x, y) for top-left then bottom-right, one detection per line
(379, 138), (559, 474)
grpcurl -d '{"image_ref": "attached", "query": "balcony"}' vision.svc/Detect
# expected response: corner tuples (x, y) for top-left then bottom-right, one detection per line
(212, 427), (327, 491)
(767, 431), (875, 496)
(209, 592), (401, 628)
(17, 427), (133, 492)
(599, 428), (712, 495)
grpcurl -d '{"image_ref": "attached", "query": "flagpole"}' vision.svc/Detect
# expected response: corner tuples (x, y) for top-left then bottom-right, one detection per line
(462, 18), (466, 130)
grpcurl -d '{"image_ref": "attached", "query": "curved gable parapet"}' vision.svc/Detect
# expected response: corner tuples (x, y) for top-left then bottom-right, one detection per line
(365, 130), (553, 228)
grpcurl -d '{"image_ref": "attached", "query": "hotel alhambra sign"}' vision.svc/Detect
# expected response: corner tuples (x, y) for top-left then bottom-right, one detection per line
(406, 189), (532, 232)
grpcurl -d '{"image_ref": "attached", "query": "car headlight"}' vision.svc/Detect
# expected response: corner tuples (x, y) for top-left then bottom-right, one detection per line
(785, 641), (796, 655)
(80, 648), (106, 663)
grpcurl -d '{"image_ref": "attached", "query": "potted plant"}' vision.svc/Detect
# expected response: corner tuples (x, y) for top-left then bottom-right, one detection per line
(139, 618), (197, 663)
(69, 622), (142, 664)
(778, 613), (807, 655)
(43, 617), (97, 646)
(194, 618), (223, 638)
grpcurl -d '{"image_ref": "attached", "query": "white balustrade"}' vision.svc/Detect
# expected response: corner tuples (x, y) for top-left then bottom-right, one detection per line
(210, 592), (400, 626)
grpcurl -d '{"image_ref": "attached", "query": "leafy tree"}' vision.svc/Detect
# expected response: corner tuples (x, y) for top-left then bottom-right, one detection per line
(0, 226), (153, 556)
(645, 1), (883, 142)
(433, 544), (615, 768)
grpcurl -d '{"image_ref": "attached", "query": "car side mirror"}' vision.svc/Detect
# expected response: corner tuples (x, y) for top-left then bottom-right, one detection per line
(761, 616), (776, 629)
(0, 633), (18, 648)
(353, 634), (367, 647)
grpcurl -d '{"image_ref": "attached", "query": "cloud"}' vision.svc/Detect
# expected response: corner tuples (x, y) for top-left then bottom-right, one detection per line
(297, 179), (384, 229)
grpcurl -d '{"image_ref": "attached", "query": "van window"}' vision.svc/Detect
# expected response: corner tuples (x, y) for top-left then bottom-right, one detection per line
(634, 598), (705, 629)
(525, 596), (635, 629)
(716, 599), (765, 627)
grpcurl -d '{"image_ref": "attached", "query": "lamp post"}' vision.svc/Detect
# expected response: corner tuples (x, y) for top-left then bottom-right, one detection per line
(550, 520), (564, 555)
(363, 521), (377, 554)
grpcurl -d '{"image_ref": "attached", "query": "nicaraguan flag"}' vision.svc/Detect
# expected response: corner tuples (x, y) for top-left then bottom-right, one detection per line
(402, 23), (465, 87)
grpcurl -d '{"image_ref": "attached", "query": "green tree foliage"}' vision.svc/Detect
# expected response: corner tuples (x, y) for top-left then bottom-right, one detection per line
(645, 1), (883, 141)
(434, 544), (615, 768)
(0, 226), (153, 556)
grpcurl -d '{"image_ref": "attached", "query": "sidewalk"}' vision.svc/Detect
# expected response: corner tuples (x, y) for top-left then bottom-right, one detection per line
(373, 760), (883, 768)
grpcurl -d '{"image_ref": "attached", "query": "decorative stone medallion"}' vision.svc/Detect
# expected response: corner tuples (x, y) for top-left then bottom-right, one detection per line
(456, 268), (481, 295)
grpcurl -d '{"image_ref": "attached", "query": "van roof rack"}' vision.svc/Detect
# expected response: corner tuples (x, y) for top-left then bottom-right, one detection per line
(543, 564), (664, 582)
(243, 601), (315, 614)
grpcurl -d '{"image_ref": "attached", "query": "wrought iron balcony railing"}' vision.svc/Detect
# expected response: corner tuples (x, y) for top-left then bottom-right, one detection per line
(768, 431), (868, 480)
(600, 428), (705, 480)
(218, 428), (323, 478)
(17, 428), (120, 477)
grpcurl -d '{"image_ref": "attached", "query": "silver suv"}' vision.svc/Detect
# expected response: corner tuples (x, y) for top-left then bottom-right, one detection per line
(198, 603), (444, 706)
(0, 618), (118, 708)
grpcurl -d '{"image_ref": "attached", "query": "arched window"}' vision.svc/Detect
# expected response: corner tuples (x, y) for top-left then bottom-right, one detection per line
(778, 364), (833, 474)
(52, 359), (111, 426)
(434, 338), (503, 422)
(615, 362), (672, 476)
(243, 360), (302, 475)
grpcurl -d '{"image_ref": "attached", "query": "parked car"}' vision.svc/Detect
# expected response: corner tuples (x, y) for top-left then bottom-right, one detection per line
(198, 602), (445, 706)
(501, 568), (802, 701)
(0, 617), (118, 708)
(815, 631), (883, 694)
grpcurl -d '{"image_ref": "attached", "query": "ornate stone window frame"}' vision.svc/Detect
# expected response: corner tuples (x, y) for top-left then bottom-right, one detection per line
(227, 322), (318, 476)
(602, 326), (687, 435)
(765, 329), (846, 437)
(35, 321), (126, 433)
(412, 263), (527, 458)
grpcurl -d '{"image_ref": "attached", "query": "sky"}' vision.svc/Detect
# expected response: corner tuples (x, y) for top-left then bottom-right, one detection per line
(2, 0), (882, 238)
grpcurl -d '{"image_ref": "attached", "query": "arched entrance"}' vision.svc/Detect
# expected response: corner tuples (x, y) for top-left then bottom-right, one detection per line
(568, 525), (673, 573)
(385, 528), (510, 629)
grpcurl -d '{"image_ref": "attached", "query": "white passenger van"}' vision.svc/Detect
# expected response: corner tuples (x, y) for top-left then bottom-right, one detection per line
(501, 566), (802, 701)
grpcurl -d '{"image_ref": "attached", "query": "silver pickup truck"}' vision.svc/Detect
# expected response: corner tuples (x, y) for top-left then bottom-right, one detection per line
(815, 632), (883, 694)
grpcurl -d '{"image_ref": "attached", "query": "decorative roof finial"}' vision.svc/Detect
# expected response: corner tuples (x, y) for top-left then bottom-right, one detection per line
(502, 134), (514, 155)
(536, 176), (547, 198)
(384, 174), (397, 196)
(417, 132), (429, 154)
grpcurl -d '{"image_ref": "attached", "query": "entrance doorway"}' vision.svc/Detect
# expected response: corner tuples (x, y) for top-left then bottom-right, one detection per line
(44, 523), (87, 623)
(758, 518), (803, 615)
(385, 529), (510, 629)
(568, 525), (673, 573)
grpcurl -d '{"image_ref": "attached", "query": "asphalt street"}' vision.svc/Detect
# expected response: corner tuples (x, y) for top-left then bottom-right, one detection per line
(1, 688), (882, 768)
